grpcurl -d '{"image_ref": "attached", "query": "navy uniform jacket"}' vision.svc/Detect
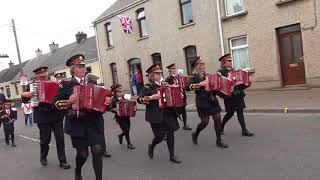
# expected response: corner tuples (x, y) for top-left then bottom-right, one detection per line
(185, 73), (221, 116)
(0, 108), (17, 125)
(218, 67), (246, 111)
(137, 81), (179, 131)
(22, 80), (63, 124)
(53, 77), (104, 138)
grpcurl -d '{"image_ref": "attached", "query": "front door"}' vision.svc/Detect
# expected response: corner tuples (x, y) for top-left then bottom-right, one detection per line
(277, 24), (306, 86)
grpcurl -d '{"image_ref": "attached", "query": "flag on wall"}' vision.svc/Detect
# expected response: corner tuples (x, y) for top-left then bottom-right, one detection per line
(118, 15), (133, 34)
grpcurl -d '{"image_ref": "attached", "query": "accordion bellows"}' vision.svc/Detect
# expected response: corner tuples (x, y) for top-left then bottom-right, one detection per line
(116, 100), (137, 117)
(158, 85), (185, 109)
(72, 84), (113, 113)
(30, 81), (59, 107)
(205, 74), (234, 96)
(228, 70), (251, 88)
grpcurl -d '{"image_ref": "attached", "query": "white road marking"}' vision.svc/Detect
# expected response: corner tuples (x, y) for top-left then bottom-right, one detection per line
(19, 135), (56, 147)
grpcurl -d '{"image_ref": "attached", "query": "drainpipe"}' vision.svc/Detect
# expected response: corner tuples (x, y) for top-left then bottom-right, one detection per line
(94, 24), (105, 85)
(216, 0), (225, 55)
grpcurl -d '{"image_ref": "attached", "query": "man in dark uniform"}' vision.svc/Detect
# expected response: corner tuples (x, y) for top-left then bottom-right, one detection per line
(137, 64), (182, 163)
(0, 99), (17, 147)
(218, 54), (254, 136)
(0, 93), (5, 127)
(53, 54), (111, 180)
(165, 63), (192, 130)
(21, 66), (71, 169)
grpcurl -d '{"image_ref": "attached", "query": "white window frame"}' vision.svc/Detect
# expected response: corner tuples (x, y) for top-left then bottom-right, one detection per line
(229, 35), (251, 70)
(224, 0), (245, 17)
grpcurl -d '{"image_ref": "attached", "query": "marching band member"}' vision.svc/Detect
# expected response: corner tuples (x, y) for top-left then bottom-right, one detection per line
(218, 54), (254, 136)
(137, 64), (182, 163)
(107, 84), (135, 149)
(165, 63), (192, 130)
(0, 99), (17, 147)
(186, 57), (229, 148)
(21, 66), (71, 169)
(53, 54), (111, 180)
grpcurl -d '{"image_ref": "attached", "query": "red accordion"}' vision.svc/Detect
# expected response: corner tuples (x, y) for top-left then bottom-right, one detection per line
(116, 100), (137, 117)
(176, 75), (190, 89)
(205, 73), (234, 96)
(158, 85), (184, 109)
(30, 81), (59, 107)
(72, 84), (113, 113)
(228, 70), (251, 88)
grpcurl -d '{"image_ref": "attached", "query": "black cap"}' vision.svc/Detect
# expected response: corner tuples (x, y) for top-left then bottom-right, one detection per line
(33, 66), (48, 74)
(146, 64), (162, 74)
(110, 84), (122, 92)
(218, 53), (231, 61)
(66, 54), (85, 67)
(191, 56), (204, 68)
(166, 63), (176, 69)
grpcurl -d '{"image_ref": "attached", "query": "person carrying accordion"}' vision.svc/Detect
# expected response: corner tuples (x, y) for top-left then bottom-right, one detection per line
(53, 54), (112, 180)
(107, 84), (135, 149)
(185, 56), (229, 148)
(137, 64), (182, 164)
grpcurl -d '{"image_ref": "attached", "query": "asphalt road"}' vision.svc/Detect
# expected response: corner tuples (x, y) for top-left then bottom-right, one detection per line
(0, 111), (319, 180)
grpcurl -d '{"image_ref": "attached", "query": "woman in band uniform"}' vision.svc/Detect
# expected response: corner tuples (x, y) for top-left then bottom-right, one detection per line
(186, 57), (229, 148)
(218, 54), (254, 136)
(137, 64), (182, 163)
(54, 54), (111, 180)
(107, 84), (135, 149)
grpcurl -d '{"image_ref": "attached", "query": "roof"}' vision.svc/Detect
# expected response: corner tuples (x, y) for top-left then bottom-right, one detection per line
(10, 36), (97, 83)
(0, 61), (28, 83)
(94, 0), (138, 22)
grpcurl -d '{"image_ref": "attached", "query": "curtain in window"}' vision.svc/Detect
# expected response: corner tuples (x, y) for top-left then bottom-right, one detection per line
(226, 0), (243, 15)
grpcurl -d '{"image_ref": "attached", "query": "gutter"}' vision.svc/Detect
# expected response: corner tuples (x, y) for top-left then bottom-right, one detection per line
(216, 0), (225, 55)
(94, 26), (105, 85)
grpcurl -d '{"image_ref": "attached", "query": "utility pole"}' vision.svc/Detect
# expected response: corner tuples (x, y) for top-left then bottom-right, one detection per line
(11, 19), (23, 75)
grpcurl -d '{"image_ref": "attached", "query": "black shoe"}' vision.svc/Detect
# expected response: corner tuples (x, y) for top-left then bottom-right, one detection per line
(183, 126), (192, 130)
(242, 130), (254, 137)
(221, 130), (225, 135)
(40, 157), (48, 166)
(148, 144), (154, 159)
(59, 161), (71, 169)
(127, 144), (135, 149)
(191, 132), (198, 145)
(5, 142), (9, 146)
(216, 141), (229, 148)
(170, 156), (182, 164)
(11, 143), (16, 147)
(103, 151), (112, 158)
(75, 169), (82, 180)
(118, 134), (123, 144)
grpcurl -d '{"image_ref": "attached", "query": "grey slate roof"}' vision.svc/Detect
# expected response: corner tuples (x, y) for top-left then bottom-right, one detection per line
(95, 0), (137, 22)
(0, 61), (28, 83)
(11, 36), (97, 83)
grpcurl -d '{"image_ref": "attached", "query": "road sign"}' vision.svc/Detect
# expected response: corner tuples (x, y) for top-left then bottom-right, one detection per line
(20, 75), (28, 85)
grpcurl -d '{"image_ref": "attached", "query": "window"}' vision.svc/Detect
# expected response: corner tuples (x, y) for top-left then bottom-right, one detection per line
(104, 22), (114, 47)
(184, 46), (197, 75)
(14, 84), (19, 95)
(225, 0), (244, 16)
(230, 36), (251, 69)
(180, 0), (193, 25)
(5, 86), (11, 98)
(110, 63), (118, 84)
(136, 8), (148, 37)
(151, 53), (163, 76)
(0, 87), (4, 93)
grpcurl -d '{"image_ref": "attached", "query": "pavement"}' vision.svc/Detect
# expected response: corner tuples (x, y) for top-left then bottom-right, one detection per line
(134, 88), (320, 113)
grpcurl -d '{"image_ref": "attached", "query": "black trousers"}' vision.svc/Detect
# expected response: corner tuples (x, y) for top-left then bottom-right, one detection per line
(3, 124), (14, 145)
(222, 108), (247, 132)
(150, 123), (175, 158)
(37, 121), (67, 162)
(194, 113), (223, 143)
(116, 118), (131, 144)
(177, 106), (188, 127)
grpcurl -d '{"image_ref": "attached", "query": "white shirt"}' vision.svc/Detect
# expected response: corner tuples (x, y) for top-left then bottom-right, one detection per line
(21, 103), (33, 114)
(74, 76), (85, 84)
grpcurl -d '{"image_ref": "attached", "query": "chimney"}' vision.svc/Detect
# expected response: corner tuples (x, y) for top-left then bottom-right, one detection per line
(35, 48), (42, 57)
(76, 31), (87, 44)
(49, 42), (59, 53)
(8, 61), (14, 67)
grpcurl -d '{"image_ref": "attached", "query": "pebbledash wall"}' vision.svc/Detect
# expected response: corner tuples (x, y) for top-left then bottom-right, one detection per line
(94, 0), (223, 92)
(220, 0), (320, 89)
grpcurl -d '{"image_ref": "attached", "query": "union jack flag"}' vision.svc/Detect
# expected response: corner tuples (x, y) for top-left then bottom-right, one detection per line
(118, 15), (133, 34)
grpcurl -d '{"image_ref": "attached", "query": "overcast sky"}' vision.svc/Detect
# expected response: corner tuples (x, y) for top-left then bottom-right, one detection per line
(0, 0), (117, 71)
